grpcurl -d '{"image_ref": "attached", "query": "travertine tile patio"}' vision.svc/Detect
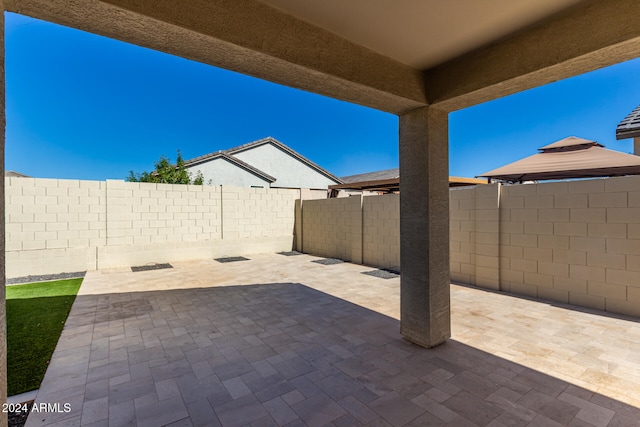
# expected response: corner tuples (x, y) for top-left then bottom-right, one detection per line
(25, 253), (640, 426)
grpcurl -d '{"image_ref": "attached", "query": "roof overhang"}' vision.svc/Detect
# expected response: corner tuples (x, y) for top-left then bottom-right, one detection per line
(329, 176), (487, 192)
(10, 0), (640, 114)
(330, 178), (400, 193)
(449, 177), (489, 187)
(483, 166), (640, 182)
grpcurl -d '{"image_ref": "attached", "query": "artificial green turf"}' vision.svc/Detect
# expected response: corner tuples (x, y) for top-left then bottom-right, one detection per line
(6, 278), (82, 396)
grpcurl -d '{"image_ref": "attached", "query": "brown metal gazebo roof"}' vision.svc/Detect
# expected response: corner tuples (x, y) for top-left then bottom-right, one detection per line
(479, 136), (640, 182)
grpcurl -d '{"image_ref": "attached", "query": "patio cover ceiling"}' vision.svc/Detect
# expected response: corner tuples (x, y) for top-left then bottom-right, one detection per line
(256, 0), (587, 70)
(479, 136), (640, 182)
(8, 0), (640, 113)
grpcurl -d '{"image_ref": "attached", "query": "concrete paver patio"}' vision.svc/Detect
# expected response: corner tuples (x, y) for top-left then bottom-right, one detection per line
(26, 253), (640, 426)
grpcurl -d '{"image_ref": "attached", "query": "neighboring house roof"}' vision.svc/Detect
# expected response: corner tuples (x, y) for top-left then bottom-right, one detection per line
(341, 168), (399, 183)
(332, 168), (486, 193)
(228, 137), (343, 183)
(184, 151), (276, 182)
(5, 171), (30, 178)
(185, 137), (343, 184)
(616, 105), (640, 140)
(479, 136), (640, 182)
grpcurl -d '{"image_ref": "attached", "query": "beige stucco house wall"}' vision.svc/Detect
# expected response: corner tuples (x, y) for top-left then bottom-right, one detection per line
(186, 156), (272, 188)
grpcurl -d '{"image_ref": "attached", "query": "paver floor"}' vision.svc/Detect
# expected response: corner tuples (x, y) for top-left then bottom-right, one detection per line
(26, 253), (640, 426)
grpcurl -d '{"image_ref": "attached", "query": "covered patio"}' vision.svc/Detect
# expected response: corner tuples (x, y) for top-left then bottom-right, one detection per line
(28, 253), (640, 426)
(3, 1), (640, 425)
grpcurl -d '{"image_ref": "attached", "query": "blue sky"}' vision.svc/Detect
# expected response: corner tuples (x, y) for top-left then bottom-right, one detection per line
(6, 12), (640, 181)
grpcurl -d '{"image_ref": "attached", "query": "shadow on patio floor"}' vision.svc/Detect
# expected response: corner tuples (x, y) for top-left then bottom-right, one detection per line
(27, 282), (640, 426)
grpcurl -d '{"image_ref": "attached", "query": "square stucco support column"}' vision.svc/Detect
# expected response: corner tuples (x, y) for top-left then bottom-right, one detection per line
(0, 6), (7, 426)
(399, 106), (450, 348)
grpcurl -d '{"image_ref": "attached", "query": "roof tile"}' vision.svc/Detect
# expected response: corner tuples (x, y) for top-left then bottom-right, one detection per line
(616, 105), (640, 140)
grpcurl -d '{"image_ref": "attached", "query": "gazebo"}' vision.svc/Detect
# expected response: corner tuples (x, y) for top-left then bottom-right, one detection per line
(479, 136), (640, 183)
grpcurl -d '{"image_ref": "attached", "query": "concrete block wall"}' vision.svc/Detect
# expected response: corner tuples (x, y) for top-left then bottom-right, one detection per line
(223, 187), (297, 240)
(6, 178), (106, 276)
(105, 180), (221, 246)
(450, 184), (500, 290)
(362, 194), (399, 270)
(6, 178), (321, 278)
(301, 196), (363, 263)
(8, 175), (640, 317)
(299, 176), (640, 318)
(499, 176), (640, 317)
(98, 180), (223, 269)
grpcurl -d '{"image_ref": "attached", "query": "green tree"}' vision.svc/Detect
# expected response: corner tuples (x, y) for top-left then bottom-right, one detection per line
(127, 150), (204, 185)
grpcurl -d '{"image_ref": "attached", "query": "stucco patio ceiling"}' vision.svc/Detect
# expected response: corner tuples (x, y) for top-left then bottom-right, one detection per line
(258, 0), (587, 69)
